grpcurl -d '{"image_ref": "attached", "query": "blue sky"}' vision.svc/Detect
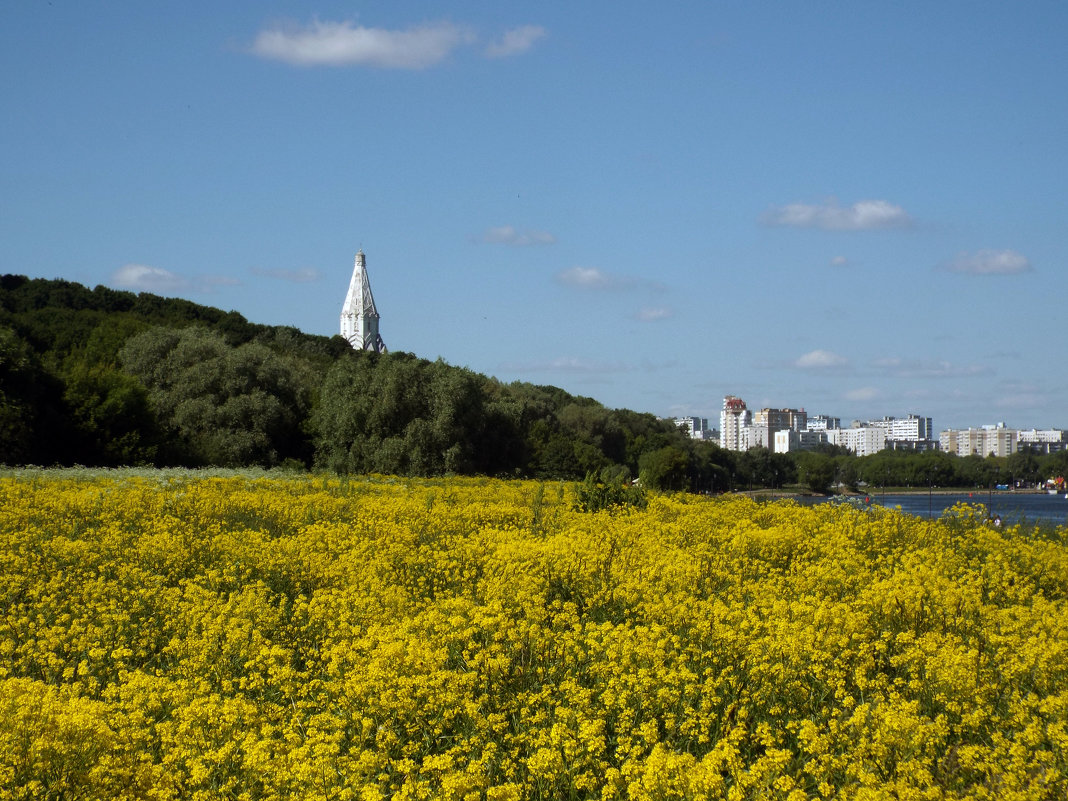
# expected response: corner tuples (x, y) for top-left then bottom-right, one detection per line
(2, 1), (1065, 432)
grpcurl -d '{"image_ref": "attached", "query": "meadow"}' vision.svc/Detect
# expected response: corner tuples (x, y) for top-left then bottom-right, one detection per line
(1, 471), (1066, 800)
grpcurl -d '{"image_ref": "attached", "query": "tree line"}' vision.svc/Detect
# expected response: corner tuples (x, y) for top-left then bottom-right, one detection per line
(791, 445), (1067, 495)
(1, 275), (703, 485)
(3, 275), (1065, 492)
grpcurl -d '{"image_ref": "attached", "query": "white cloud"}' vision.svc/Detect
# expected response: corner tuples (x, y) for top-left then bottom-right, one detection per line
(942, 249), (1032, 275)
(250, 19), (473, 68)
(763, 199), (911, 230)
(112, 264), (239, 294)
(794, 349), (849, 369)
(554, 265), (657, 292)
(845, 387), (880, 402)
(482, 225), (556, 246)
(250, 266), (322, 283)
(485, 25), (546, 58)
(830, 255), (850, 267)
(556, 266), (617, 289)
(111, 264), (188, 293)
(635, 306), (673, 322)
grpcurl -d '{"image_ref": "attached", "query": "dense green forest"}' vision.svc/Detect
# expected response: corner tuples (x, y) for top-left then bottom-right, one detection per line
(2, 275), (1066, 492)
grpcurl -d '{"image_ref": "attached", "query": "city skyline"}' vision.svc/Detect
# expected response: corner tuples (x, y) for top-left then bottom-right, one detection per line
(2, 2), (1065, 431)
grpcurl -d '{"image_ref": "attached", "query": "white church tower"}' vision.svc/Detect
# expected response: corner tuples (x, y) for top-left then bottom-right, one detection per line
(340, 250), (386, 353)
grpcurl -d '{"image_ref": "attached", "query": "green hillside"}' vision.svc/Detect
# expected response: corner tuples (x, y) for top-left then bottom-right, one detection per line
(0, 275), (710, 485)
(5, 275), (1063, 493)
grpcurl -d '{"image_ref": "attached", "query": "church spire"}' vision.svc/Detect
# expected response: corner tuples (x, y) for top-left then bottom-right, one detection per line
(340, 250), (386, 353)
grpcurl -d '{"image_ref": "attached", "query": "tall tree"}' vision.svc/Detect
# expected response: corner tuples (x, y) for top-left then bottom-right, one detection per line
(638, 445), (690, 492)
(0, 326), (71, 464)
(120, 326), (314, 466)
(313, 351), (492, 476)
(62, 362), (158, 465)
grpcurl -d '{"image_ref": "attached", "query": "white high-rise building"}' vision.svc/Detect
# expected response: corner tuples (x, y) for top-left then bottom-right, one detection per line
(826, 426), (887, 457)
(340, 250), (386, 353)
(743, 424), (772, 450)
(865, 414), (937, 451)
(720, 396), (751, 452)
(1017, 429), (1068, 454)
(751, 407), (807, 452)
(867, 414), (933, 442)
(940, 424), (1017, 458)
(774, 429), (828, 453)
(807, 415), (841, 432)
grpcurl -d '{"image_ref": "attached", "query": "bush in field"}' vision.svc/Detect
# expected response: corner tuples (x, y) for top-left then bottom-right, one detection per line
(574, 471), (647, 512)
(1, 471), (1067, 800)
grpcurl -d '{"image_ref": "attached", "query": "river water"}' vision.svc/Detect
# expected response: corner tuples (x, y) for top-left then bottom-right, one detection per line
(805, 491), (1068, 526)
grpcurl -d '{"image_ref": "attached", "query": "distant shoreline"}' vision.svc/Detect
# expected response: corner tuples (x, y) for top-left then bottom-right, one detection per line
(737, 487), (1055, 499)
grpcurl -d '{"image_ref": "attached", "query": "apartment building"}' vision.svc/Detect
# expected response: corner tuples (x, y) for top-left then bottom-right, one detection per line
(1017, 428), (1068, 454)
(806, 415), (841, 432)
(866, 414), (938, 451)
(940, 424), (1018, 458)
(719, 396), (751, 452)
(774, 429), (829, 453)
(826, 426), (887, 457)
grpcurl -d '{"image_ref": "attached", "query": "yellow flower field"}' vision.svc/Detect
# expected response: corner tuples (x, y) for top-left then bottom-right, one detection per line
(1, 472), (1066, 800)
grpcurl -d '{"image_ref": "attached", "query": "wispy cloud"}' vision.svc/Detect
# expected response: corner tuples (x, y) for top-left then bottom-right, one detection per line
(794, 349), (849, 369)
(485, 25), (546, 58)
(250, 266), (322, 283)
(873, 357), (991, 378)
(941, 249), (1032, 275)
(202, 275), (241, 288)
(111, 264), (236, 294)
(634, 306), (674, 322)
(482, 225), (556, 246)
(498, 356), (629, 374)
(994, 381), (1049, 410)
(250, 19), (474, 68)
(112, 264), (189, 293)
(763, 199), (911, 230)
(556, 266), (630, 290)
(845, 387), (880, 402)
(829, 255), (850, 267)
(554, 265), (663, 292)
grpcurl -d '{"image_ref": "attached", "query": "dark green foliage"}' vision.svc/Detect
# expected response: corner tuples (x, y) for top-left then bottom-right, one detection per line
(803, 448), (1068, 494)
(1, 326), (47, 463)
(1, 276), (341, 468)
(0, 276), (339, 362)
(82, 316), (151, 366)
(835, 456), (859, 491)
(310, 350), (703, 482)
(1005, 449), (1041, 485)
(8, 274), (1061, 496)
(638, 445), (690, 492)
(794, 451), (836, 494)
(62, 362), (158, 465)
(120, 326), (315, 467)
(312, 351), (491, 476)
(0, 326), (72, 464)
(735, 447), (795, 490)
